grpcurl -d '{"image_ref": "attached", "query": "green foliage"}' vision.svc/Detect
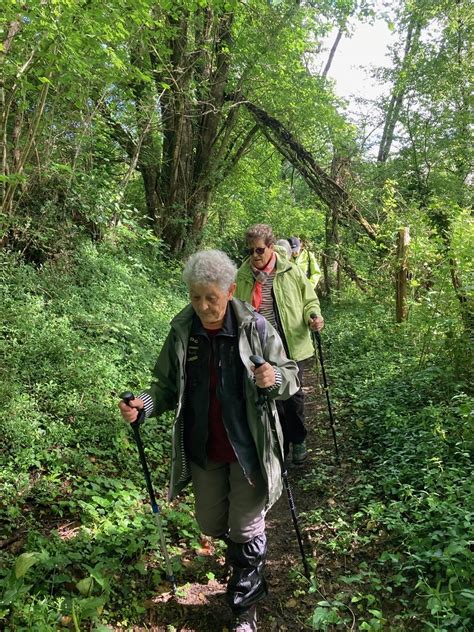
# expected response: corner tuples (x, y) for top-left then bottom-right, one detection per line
(305, 296), (473, 630)
(0, 232), (201, 628)
(203, 139), (327, 262)
(3, 0), (358, 255)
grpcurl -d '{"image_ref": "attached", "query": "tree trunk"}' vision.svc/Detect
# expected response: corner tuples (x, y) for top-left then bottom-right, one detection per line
(450, 0), (473, 334)
(1, 18), (22, 246)
(101, 9), (244, 255)
(396, 227), (410, 322)
(322, 154), (343, 296)
(241, 98), (384, 248)
(377, 18), (420, 163)
(322, 28), (343, 78)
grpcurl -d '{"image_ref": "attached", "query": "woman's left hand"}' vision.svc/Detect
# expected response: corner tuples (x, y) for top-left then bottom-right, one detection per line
(309, 315), (324, 332)
(252, 362), (276, 388)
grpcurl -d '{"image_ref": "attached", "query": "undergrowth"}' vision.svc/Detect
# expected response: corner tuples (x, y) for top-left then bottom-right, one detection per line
(0, 234), (202, 630)
(304, 294), (473, 631)
(1, 237), (472, 631)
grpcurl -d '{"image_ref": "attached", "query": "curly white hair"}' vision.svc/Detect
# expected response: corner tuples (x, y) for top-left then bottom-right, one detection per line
(183, 249), (237, 291)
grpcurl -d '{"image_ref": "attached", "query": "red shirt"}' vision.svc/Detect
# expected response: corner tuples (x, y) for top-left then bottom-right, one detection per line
(204, 328), (237, 463)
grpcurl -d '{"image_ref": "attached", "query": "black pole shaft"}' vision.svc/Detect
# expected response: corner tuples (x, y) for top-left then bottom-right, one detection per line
(265, 398), (311, 579)
(313, 331), (340, 464)
(250, 356), (311, 579)
(131, 417), (157, 507)
(121, 393), (176, 592)
(281, 465), (311, 579)
(266, 396), (311, 579)
(130, 419), (176, 589)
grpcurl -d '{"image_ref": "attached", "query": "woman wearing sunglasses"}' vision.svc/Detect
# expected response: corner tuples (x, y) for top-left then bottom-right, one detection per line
(235, 224), (324, 465)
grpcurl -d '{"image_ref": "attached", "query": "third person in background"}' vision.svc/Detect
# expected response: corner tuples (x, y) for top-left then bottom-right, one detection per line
(235, 224), (324, 465)
(275, 239), (292, 260)
(287, 236), (322, 291)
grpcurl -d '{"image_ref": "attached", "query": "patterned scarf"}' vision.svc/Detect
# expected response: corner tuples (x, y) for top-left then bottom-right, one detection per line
(250, 252), (276, 310)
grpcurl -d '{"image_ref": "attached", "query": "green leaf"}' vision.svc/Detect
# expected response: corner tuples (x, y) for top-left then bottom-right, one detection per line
(92, 495), (111, 508)
(15, 552), (40, 579)
(76, 576), (95, 596)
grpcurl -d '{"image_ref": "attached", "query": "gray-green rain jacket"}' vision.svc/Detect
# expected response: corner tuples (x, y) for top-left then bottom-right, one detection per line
(141, 298), (299, 509)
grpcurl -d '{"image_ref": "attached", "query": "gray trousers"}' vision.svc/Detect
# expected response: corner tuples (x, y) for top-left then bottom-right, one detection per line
(190, 460), (267, 544)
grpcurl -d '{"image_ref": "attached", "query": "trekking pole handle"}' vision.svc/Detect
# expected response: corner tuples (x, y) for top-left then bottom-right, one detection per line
(310, 313), (322, 343)
(249, 355), (268, 396)
(120, 391), (135, 405)
(120, 391), (145, 425)
(249, 354), (265, 368)
(119, 391), (155, 504)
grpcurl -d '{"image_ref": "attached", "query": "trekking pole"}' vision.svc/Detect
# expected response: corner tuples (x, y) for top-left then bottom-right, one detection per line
(120, 392), (177, 593)
(309, 315), (340, 464)
(249, 356), (311, 580)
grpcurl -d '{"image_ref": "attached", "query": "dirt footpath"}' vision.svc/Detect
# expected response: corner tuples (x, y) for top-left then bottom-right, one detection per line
(133, 365), (349, 631)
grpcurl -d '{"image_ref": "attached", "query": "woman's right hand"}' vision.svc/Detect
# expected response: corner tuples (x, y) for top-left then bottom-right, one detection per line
(118, 398), (144, 423)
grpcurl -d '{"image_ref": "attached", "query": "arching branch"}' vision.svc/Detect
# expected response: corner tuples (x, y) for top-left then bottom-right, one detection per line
(239, 98), (383, 246)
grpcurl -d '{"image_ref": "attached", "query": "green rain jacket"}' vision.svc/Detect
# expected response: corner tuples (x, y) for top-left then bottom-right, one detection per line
(141, 298), (299, 509)
(294, 248), (322, 288)
(235, 251), (322, 362)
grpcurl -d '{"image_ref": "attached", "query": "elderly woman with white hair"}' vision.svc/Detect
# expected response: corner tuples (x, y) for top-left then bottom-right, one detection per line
(119, 249), (298, 632)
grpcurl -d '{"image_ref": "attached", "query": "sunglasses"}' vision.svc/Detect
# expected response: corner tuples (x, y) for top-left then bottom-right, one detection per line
(246, 246), (267, 256)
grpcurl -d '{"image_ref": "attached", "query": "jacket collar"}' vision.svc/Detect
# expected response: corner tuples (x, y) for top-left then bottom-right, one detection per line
(190, 302), (237, 337)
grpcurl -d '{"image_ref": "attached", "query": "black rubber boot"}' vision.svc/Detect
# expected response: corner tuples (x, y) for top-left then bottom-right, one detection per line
(231, 604), (257, 631)
(226, 532), (268, 616)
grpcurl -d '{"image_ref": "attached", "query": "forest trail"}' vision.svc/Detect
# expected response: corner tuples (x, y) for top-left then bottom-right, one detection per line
(135, 359), (356, 632)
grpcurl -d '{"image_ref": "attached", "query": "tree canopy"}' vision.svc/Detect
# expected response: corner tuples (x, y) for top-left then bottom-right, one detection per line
(1, 1), (472, 630)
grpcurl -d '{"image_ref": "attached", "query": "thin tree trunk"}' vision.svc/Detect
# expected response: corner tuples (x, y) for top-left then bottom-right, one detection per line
(322, 212), (332, 297)
(322, 155), (342, 296)
(1, 80), (49, 241)
(449, 0), (473, 334)
(449, 258), (474, 334)
(1, 18), (22, 243)
(322, 28), (343, 78)
(377, 18), (420, 163)
(396, 227), (410, 322)
(1, 18), (22, 173)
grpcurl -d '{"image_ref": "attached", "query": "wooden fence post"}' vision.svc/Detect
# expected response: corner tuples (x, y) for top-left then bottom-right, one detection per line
(396, 227), (410, 322)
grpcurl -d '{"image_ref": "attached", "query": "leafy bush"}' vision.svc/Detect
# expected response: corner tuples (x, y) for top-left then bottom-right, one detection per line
(306, 295), (473, 630)
(0, 233), (201, 628)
